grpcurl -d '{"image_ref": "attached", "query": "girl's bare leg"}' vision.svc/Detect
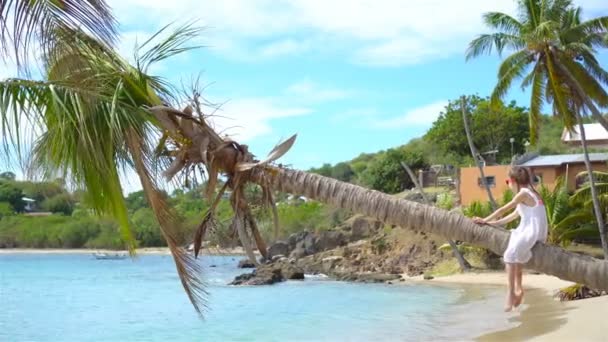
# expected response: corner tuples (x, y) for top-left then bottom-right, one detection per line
(505, 263), (516, 311)
(513, 264), (524, 307)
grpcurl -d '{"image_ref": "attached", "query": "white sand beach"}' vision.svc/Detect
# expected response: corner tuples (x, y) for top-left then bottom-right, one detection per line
(406, 271), (608, 341)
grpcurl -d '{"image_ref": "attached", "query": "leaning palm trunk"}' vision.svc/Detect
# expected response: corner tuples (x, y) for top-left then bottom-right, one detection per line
(252, 167), (608, 290)
(152, 105), (608, 301)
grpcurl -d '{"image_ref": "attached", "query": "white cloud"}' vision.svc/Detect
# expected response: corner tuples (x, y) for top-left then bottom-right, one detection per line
(204, 97), (310, 141)
(106, 0), (521, 65)
(258, 39), (311, 59)
(330, 107), (378, 123)
(373, 100), (447, 129)
(284, 79), (350, 102)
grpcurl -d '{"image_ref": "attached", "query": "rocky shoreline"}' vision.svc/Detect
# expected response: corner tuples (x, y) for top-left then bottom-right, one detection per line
(229, 215), (451, 286)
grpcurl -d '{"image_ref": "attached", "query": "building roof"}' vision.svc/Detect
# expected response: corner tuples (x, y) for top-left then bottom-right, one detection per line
(520, 153), (608, 167)
(561, 123), (608, 142)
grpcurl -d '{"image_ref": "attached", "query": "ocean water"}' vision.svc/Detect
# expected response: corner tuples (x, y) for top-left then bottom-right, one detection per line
(0, 254), (507, 341)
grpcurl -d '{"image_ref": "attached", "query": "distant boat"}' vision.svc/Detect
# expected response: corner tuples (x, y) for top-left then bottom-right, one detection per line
(93, 252), (127, 260)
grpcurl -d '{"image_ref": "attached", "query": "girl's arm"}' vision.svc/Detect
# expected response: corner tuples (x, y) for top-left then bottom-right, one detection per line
(473, 191), (526, 224)
(488, 210), (519, 226)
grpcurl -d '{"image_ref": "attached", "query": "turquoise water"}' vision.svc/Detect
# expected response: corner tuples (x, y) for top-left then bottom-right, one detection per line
(0, 254), (501, 341)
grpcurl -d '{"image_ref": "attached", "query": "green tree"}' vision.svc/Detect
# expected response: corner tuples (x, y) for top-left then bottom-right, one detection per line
(42, 193), (75, 215)
(0, 172), (16, 181)
(132, 208), (165, 247)
(125, 190), (149, 212)
(0, 181), (25, 212)
(425, 95), (529, 163)
(309, 163), (333, 177)
(360, 148), (426, 193)
(467, 0), (608, 257)
(18, 181), (64, 202)
(330, 162), (355, 182)
(0, 202), (14, 218)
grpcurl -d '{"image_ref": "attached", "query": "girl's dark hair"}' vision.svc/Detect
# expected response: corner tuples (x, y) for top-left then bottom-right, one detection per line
(509, 166), (542, 200)
(508, 166), (534, 186)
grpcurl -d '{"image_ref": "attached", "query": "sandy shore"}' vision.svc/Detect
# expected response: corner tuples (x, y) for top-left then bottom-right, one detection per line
(406, 271), (608, 341)
(0, 247), (249, 256)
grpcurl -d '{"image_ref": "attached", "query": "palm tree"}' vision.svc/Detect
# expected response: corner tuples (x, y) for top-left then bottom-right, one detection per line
(1, 1), (607, 316)
(539, 177), (597, 245)
(466, 0), (608, 258)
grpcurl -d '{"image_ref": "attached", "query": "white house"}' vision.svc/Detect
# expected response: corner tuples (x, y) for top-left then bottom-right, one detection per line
(561, 123), (608, 148)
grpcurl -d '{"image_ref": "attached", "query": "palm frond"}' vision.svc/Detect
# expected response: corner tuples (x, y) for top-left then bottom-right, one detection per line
(559, 56), (608, 108)
(520, 0), (542, 28)
(545, 51), (575, 129)
(564, 16), (608, 37)
(578, 50), (608, 87)
(136, 21), (204, 73)
(482, 12), (524, 35)
(490, 50), (531, 105)
(126, 130), (207, 316)
(0, 0), (117, 71)
(529, 64), (546, 144)
(465, 33), (525, 60)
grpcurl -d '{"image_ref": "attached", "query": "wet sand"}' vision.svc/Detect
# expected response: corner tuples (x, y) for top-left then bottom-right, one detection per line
(406, 271), (608, 342)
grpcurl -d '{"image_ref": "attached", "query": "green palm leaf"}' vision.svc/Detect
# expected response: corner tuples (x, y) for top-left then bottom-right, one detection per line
(491, 50), (531, 105)
(0, 0), (117, 71)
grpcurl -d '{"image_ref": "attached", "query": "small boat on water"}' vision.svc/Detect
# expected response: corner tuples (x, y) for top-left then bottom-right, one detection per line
(93, 252), (127, 260)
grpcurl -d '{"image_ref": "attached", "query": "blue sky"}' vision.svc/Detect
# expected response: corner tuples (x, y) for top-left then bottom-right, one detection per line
(2, 0), (608, 193)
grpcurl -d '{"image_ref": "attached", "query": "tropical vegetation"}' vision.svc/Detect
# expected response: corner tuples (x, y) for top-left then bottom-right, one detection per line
(467, 0), (608, 257)
(1, 0), (607, 315)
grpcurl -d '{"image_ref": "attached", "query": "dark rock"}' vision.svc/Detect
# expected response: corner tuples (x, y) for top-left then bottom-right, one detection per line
(229, 261), (305, 285)
(238, 259), (256, 268)
(301, 233), (317, 255)
(210, 264), (217, 268)
(289, 247), (306, 259)
(321, 256), (343, 273)
(229, 272), (257, 285)
(287, 231), (310, 250)
(423, 274), (434, 280)
(351, 217), (382, 241)
(268, 241), (291, 259)
(316, 230), (348, 252)
(282, 263), (305, 280)
(335, 272), (401, 283)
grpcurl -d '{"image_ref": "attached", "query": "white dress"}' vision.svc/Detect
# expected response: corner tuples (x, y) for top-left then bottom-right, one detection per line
(503, 188), (548, 264)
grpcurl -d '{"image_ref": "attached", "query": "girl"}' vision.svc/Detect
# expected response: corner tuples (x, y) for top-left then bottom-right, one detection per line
(473, 166), (548, 312)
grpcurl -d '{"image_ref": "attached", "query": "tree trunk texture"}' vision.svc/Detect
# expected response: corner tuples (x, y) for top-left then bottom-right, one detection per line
(400, 161), (471, 271)
(251, 167), (608, 291)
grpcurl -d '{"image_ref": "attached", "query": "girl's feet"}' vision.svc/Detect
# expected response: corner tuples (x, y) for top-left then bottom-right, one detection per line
(513, 289), (524, 308)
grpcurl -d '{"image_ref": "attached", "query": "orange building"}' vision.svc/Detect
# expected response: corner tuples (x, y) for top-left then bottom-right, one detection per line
(458, 153), (608, 206)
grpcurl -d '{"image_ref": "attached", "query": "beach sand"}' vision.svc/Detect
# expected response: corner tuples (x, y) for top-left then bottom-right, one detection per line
(406, 271), (608, 342)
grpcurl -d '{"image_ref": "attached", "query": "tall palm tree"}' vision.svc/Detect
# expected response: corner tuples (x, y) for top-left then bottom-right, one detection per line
(466, 0), (608, 258)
